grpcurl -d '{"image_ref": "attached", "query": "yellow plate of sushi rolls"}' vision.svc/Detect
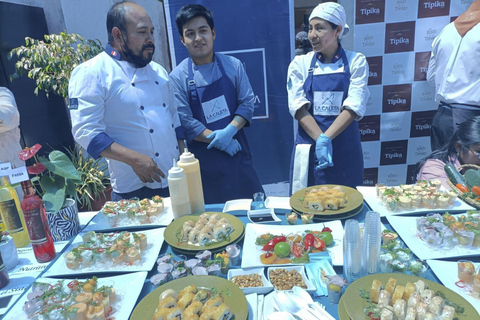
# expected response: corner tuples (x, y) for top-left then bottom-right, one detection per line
(290, 184), (364, 217)
(342, 273), (476, 320)
(164, 212), (245, 252)
(130, 275), (248, 320)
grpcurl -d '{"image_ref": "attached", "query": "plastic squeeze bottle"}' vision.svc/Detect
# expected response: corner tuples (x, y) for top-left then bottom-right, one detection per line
(177, 149), (205, 214)
(168, 159), (192, 219)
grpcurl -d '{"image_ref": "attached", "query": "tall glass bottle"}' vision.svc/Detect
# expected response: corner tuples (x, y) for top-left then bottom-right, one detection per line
(20, 180), (56, 263)
(0, 177), (30, 248)
(0, 251), (9, 289)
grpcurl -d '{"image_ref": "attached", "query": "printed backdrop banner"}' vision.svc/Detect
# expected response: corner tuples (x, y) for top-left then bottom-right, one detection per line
(354, 0), (473, 186)
(164, 0), (294, 185)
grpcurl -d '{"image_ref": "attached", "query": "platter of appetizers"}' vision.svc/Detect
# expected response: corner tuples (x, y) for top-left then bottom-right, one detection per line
(83, 196), (173, 232)
(342, 273), (476, 320)
(2, 272), (147, 320)
(357, 181), (475, 217)
(241, 220), (344, 268)
(387, 212), (480, 261)
(290, 184), (364, 216)
(130, 275), (248, 320)
(44, 228), (164, 276)
(428, 260), (480, 314)
(164, 212), (244, 252)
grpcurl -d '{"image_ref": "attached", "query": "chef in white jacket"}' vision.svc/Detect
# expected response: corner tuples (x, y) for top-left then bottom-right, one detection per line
(69, 1), (185, 201)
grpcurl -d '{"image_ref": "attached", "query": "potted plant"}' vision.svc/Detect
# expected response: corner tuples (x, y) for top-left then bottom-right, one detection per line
(19, 144), (82, 241)
(8, 32), (103, 105)
(0, 231), (19, 270)
(66, 145), (111, 212)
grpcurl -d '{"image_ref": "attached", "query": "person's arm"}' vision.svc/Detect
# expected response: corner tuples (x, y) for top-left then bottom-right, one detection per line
(324, 109), (357, 140)
(194, 115), (246, 143)
(295, 105), (323, 140)
(232, 56), (254, 127)
(100, 143), (164, 183)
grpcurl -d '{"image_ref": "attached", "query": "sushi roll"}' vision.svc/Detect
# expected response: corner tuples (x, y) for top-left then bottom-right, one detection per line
(197, 218), (209, 225)
(370, 279), (383, 303)
(402, 282), (416, 301)
(380, 307), (394, 320)
(377, 290), (392, 309)
(393, 299), (407, 320)
(308, 197), (324, 211)
(166, 307), (183, 320)
(213, 227), (227, 241)
(198, 232), (213, 246)
(184, 221), (196, 229)
(407, 292), (421, 309)
(178, 285), (198, 299)
(427, 296), (444, 316)
(416, 301), (427, 320)
(405, 307), (416, 320)
(201, 296), (224, 314)
(153, 308), (170, 320)
(199, 213), (210, 221)
(182, 226), (193, 242)
(424, 312), (435, 320)
(212, 303), (233, 320)
(391, 285), (405, 306)
(439, 305), (455, 320)
(158, 295), (177, 309)
(193, 289), (210, 304)
(420, 289), (434, 305)
(209, 213), (221, 221)
(385, 277), (397, 296)
(324, 197), (339, 210)
(178, 291), (195, 310)
(160, 289), (178, 302)
(188, 229), (200, 244)
(184, 301), (203, 317)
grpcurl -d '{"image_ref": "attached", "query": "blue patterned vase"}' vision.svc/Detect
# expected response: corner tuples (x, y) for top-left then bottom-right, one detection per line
(46, 198), (80, 242)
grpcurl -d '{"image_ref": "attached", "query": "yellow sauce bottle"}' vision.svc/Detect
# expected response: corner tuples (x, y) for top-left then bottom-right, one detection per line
(0, 177), (30, 247)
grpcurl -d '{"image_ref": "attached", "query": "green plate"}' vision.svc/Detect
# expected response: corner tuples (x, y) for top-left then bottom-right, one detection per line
(164, 212), (245, 252)
(290, 184), (364, 216)
(130, 275), (248, 320)
(338, 294), (349, 320)
(343, 273), (477, 320)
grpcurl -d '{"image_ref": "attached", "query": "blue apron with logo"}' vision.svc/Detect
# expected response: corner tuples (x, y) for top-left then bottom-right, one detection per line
(187, 55), (264, 204)
(290, 49), (363, 190)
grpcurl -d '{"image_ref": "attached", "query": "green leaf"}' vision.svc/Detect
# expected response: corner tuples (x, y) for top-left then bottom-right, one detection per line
(43, 187), (65, 214)
(39, 151), (81, 180)
(65, 178), (77, 198)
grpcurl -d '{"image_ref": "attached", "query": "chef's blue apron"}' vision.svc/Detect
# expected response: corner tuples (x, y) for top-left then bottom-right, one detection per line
(187, 55), (264, 204)
(289, 49), (363, 192)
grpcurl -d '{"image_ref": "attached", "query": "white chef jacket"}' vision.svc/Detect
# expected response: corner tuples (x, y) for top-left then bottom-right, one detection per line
(286, 50), (369, 120)
(0, 87), (24, 168)
(427, 22), (480, 108)
(69, 48), (183, 193)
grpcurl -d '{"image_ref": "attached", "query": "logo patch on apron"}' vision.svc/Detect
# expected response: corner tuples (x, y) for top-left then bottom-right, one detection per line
(313, 91), (343, 116)
(201, 95), (231, 124)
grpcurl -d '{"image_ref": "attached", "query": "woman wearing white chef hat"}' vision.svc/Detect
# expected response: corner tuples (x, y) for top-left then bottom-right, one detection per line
(287, 2), (369, 193)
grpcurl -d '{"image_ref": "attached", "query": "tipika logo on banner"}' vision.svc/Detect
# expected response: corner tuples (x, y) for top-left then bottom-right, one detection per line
(414, 52), (431, 82)
(359, 115), (381, 141)
(363, 167), (378, 186)
(355, 0), (385, 24)
(385, 21), (415, 53)
(367, 56), (383, 85)
(383, 84), (412, 113)
(417, 0), (450, 18)
(410, 110), (436, 137)
(380, 140), (408, 165)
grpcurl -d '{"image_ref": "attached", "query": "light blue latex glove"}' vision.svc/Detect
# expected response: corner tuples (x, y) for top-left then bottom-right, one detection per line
(206, 124), (238, 151)
(223, 139), (242, 157)
(315, 134), (333, 170)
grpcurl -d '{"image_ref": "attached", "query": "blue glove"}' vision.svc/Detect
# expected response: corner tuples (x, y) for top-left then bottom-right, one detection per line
(315, 134), (333, 170)
(224, 139), (242, 157)
(206, 124), (238, 151)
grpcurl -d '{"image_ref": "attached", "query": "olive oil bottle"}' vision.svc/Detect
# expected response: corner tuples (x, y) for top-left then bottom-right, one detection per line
(0, 177), (30, 248)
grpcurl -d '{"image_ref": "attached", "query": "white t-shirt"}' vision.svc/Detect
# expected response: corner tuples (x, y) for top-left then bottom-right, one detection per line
(0, 87), (24, 168)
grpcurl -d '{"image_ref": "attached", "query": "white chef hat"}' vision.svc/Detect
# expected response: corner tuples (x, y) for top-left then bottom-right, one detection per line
(309, 2), (350, 39)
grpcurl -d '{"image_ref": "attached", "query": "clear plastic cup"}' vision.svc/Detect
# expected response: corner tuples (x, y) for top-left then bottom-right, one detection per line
(363, 211), (381, 274)
(343, 219), (365, 284)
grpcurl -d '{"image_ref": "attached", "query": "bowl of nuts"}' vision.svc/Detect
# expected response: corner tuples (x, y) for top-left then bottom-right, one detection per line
(267, 266), (316, 293)
(228, 267), (274, 295)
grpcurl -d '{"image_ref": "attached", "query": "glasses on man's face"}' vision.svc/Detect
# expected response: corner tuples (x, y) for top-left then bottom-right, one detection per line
(469, 147), (480, 160)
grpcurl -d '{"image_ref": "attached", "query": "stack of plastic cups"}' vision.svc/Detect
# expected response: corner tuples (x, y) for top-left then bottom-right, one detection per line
(363, 211), (382, 275)
(343, 219), (365, 284)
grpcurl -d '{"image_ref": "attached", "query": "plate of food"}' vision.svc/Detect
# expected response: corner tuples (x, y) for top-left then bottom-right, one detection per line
(343, 273), (476, 320)
(267, 266), (316, 293)
(357, 182), (475, 217)
(290, 184), (364, 216)
(228, 267), (274, 295)
(130, 275), (248, 320)
(83, 197), (173, 232)
(428, 260), (480, 315)
(43, 228), (164, 276)
(164, 212), (245, 253)
(2, 272), (147, 320)
(387, 212), (480, 261)
(241, 220), (344, 268)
